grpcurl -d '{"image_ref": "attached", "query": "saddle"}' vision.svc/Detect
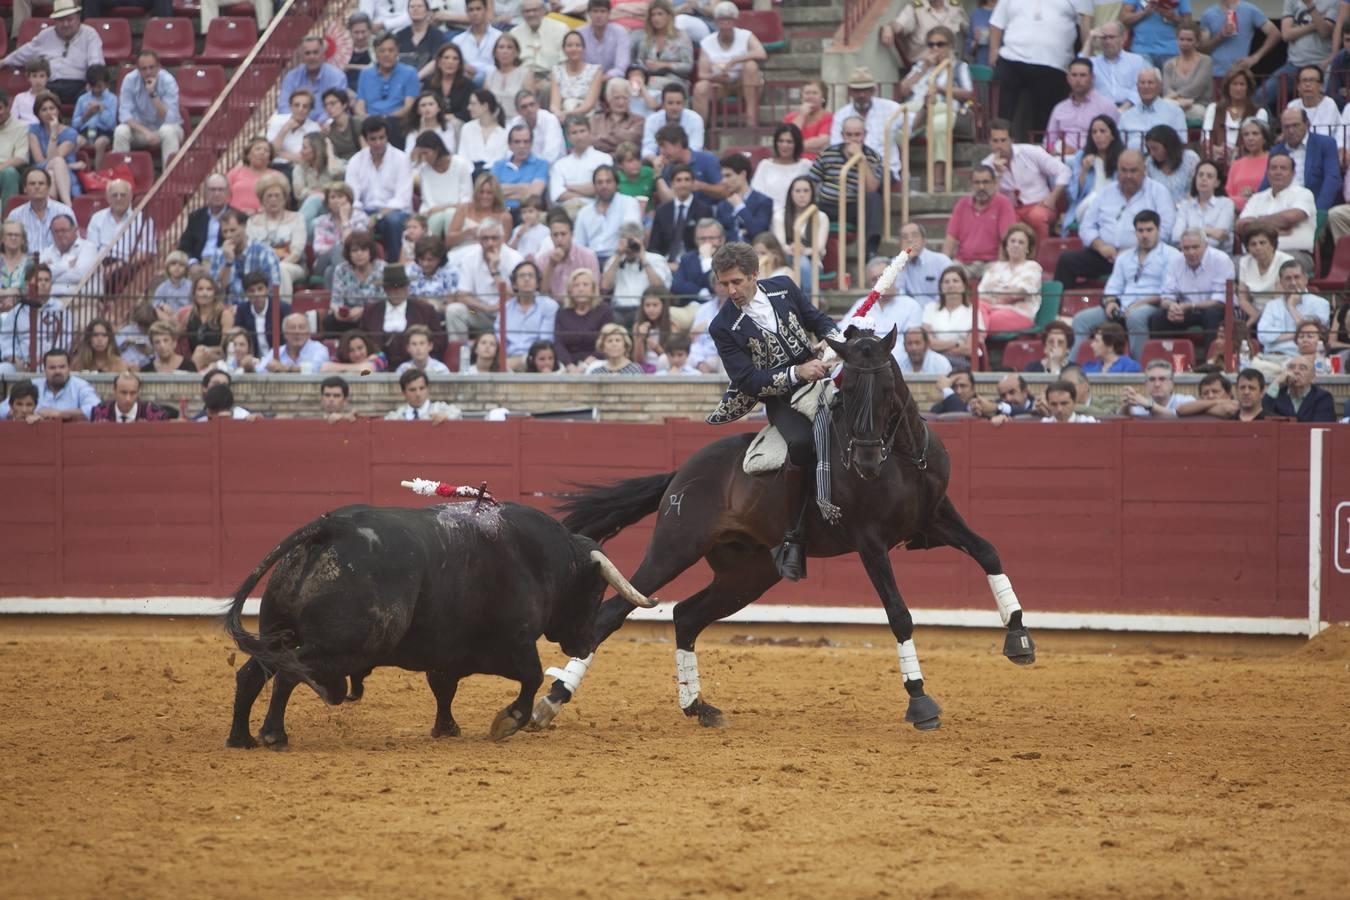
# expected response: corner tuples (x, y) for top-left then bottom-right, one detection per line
(742, 379), (835, 475)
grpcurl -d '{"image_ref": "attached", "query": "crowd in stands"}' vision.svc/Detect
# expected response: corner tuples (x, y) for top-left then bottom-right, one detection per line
(1, 0), (1349, 426)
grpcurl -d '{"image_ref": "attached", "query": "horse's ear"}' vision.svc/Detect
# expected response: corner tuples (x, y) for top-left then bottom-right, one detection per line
(880, 325), (898, 355)
(826, 336), (849, 357)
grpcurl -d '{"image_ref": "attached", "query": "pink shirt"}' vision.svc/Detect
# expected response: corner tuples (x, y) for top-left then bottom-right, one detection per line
(947, 193), (1018, 263)
(1226, 154), (1268, 213)
(1044, 91), (1120, 153)
(981, 144), (1071, 206)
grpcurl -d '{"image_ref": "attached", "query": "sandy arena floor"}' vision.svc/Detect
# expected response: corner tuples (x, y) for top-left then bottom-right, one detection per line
(1, 617), (1348, 899)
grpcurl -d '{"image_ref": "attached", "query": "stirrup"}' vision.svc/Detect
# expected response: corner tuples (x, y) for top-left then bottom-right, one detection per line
(772, 537), (807, 581)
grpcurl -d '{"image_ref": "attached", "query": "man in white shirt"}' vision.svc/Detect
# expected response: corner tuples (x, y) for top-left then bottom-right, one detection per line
(842, 255), (923, 338)
(1151, 228), (1232, 350)
(344, 116), (413, 263)
(898, 326), (952, 375)
(574, 165), (641, 268)
(1239, 152), (1318, 272)
(451, 0), (501, 85)
(1041, 379), (1099, 423)
(828, 67), (903, 177)
(509, 90), (565, 163)
(257, 313), (331, 373)
(548, 115), (613, 216)
(385, 367), (461, 421)
(394, 324), (452, 375)
(447, 219), (523, 341)
(86, 178), (154, 282)
(39, 214), (98, 297)
(1089, 20), (1146, 109)
(512, 0), (568, 88)
(1289, 64), (1342, 147)
(601, 222), (672, 325)
(989, 0), (1094, 140)
(640, 83), (705, 162)
(687, 286), (728, 374)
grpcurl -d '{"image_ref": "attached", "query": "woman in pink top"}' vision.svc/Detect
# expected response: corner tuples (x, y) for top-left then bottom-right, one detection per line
(783, 80), (832, 159)
(227, 138), (274, 214)
(977, 223), (1042, 331)
(1225, 119), (1271, 214)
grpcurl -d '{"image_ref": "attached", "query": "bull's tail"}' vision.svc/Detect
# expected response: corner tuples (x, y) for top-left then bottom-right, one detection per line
(221, 516), (333, 684)
(559, 472), (677, 544)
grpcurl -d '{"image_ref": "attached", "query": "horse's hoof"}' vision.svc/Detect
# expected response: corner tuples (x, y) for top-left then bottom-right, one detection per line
(527, 696), (562, 731)
(431, 722), (460, 738)
(258, 731), (289, 751)
(1003, 628), (1036, 666)
(490, 708), (525, 742)
(225, 733), (258, 749)
(905, 694), (942, 731)
(683, 699), (725, 728)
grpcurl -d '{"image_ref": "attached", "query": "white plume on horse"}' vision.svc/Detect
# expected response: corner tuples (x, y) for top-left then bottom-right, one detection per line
(844, 247), (913, 336)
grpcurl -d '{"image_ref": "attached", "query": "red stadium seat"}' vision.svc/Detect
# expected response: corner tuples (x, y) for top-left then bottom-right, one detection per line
(72, 194), (110, 230)
(102, 151), (155, 193)
(721, 143), (770, 176)
(198, 17), (259, 65)
(141, 17), (197, 66)
(87, 19), (134, 64)
(15, 19), (53, 47)
(738, 10), (785, 51)
(1073, 340), (1096, 365)
(0, 68), (27, 97)
(1000, 338), (1042, 372)
(4, 195), (25, 218)
(1036, 236), (1080, 276)
(443, 341), (463, 372)
(0, 20), (9, 56)
(1310, 234), (1350, 291)
(171, 0), (202, 16)
(1140, 339), (1195, 372)
(291, 289), (331, 316)
(175, 66), (228, 116)
(1057, 290), (1100, 320)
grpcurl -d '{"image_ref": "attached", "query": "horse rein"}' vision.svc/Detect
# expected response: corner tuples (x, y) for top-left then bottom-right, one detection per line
(833, 358), (930, 471)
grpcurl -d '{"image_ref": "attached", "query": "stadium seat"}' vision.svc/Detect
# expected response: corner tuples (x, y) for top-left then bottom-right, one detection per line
(1140, 339), (1195, 372)
(1000, 338), (1042, 372)
(0, 20), (8, 56)
(15, 18), (53, 47)
(114, 63), (136, 92)
(1036, 236), (1080, 277)
(4, 195), (25, 218)
(175, 66), (228, 116)
(1310, 234), (1350, 291)
(198, 17), (259, 65)
(990, 279), (1063, 342)
(141, 17), (197, 66)
(87, 19), (134, 65)
(72, 194), (110, 230)
(1073, 341), (1097, 365)
(171, 0), (202, 16)
(0, 68), (26, 98)
(738, 11), (785, 51)
(102, 151), (155, 193)
(1057, 290), (1100, 320)
(291, 289), (331, 316)
(443, 341), (463, 372)
(722, 143), (770, 176)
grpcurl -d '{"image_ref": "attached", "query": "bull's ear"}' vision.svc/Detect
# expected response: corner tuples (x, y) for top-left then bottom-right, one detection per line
(880, 325), (898, 355)
(826, 336), (849, 357)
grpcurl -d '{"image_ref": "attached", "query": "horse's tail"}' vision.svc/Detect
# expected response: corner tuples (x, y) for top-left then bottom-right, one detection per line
(559, 472), (677, 544)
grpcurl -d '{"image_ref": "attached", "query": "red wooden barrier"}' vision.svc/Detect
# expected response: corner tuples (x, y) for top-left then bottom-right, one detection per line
(1, 419), (1345, 624)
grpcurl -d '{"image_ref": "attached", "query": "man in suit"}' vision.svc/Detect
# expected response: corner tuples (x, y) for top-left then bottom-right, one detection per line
(360, 264), (447, 370)
(232, 271), (291, 360)
(90, 371), (175, 422)
(648, 165), (713, 262)
(706, 241), (844, 580)
(670, 217), (725, 329)
(177, 175), (239, 268)
(713, 152), (772, 243)
(1265, 106), (1342, 210)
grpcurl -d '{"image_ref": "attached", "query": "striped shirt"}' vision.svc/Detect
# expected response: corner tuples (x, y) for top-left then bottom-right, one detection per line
(6, 200), (76, 255)
(807, 144), (883, 208)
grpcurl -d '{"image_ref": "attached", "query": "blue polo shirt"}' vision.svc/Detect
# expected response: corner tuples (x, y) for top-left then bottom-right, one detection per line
(662, 149), (723, 205)
(355, 62), (420, 117)
(1123, 0), (1192, 58)
(490, 154), (549, 210)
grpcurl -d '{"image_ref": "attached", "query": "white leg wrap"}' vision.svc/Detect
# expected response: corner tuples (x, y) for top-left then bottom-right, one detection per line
(988, 574), (1021, 627)
(896, 640), (923, 683)
(675, 649), (701, 708)
(544, 654), (593, 696)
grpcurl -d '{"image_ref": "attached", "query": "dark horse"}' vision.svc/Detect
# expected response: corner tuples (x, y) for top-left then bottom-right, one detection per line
(531, 325), (1035, 732)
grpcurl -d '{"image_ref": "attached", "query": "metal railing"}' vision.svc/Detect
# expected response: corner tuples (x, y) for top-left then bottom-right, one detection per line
(835, 151), (866, 291)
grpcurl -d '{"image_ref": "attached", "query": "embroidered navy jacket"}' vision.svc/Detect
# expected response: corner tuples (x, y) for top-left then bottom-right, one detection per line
(706, 276), (842, 424)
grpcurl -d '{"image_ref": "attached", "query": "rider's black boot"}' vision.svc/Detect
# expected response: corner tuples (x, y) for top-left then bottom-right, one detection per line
(772, 462), (811, 581)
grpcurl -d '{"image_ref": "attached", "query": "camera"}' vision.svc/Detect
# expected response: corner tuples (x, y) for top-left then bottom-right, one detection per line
(626, 238), (641, 254)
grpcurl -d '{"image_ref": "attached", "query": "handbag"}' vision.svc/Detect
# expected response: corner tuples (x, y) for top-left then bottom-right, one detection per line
(78, 163), (137, 193)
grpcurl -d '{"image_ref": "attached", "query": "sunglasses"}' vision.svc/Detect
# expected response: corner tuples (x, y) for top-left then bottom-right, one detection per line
(926, 41), (949, 48)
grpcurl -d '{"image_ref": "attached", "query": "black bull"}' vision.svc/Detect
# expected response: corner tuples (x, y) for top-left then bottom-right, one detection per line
(223, 501), (652, 748)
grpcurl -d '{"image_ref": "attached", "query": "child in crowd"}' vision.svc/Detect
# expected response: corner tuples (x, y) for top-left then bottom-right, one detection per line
(401, 215), (428, 264)
(656, 334), (697, 375)
(153, 251), (193, 318)
(395, 324), (452, 375)
(463, 332), (502, 374)
(116, 301), (158, 370)
(72, 65), (117, 171)
(509, 196), (551, 258)
(217, 327), (260, 374)
(632, 287), (674, 370)
(13, 58), (50, 125)
(613, 141), (655, 211)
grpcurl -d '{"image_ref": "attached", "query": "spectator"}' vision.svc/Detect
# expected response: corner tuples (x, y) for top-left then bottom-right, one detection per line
(1258, 261), (1332, 356)
(1046, 58), (1121, 155)
(1173, 160), (1236, 249)
(39, 213), (97, 298)
(928, 367), (976, 414)
(1226, 119), (1273, 213)
(581, 322), (641, 375)
(502, 259), (558, 368)
(0, 221), (31, 305)
(461, 331), (502, 374)
(649, 165), (713, 261)
(898, 326), (953, 375)
(247, 173), (306, 299)
(321, 329), (387, 374)
(969, 373), (1036, 425)
(707, 156), (770, 247)
(313, 184), (371, 285)
(141, 321), (196, 373)
(215, 326), (259, 374)
(669, 217), (725, 325)
(346, 116), (414, 264)
(89, 370), (172, 422)
(483, 38), (533, 121)
(1152, 226), (1232, 349)
(1024, 320), (1075, 375)
(1160, 23), (1213, 116)
(896, 222), (953, 308)
(1287, 64), (1341, 147)
(634, 0), (695, 98)
(1227, 367), (1270, 419)
(654, 123), (724, 205)
(448, 219), (523, 341)
(686, 275), (729, 374)
(1175, 371), (1235, 418)
(183, 274), (234, 370)
(1119, 359), (1195, 416)
(983, 118), (1071, 249)
(1080, 210), (1181, 359)
(11, 58), (47, 127)
(0, 264), (66, 373)
(384, 368), (458, 420)
(509, 195), (550, 257)
(773, 176), (829, 290)
(1143, 124), (1200, 206)
(512, 0), (569, 90)
(408, 235), (458, 311)
(0, 348), (97, 419)
(640, 83), (704, 162)
(694, 3), (767, 128)
(1240, 153), (1318, 273)
(27, 92), (78, 208)
(977, 223), (1043, 333)
(179, 175), (238, 268)
(292, 133), (344, 232)
(114, 50), (183, 168)
(657, 332), (697, 374)
(210, 209), (282, 304)
(630, 287), (675, 369)
(200, 382), (247, 419)
(1265, 353), (1336, 420)
(1266, 107), (1342, 211)
(360, 264), (446, 368)
(577, 165), (642, 269)
(923, 265), (985, 368)
(827, 67), (903, 178)
(403, 89), (459, 156)
(422, 44), (473, 126)
(88, 178), (155, 280)
(809, 116), (883, 255)
(226, 137), (275, 215)
(943, 164), (1018, 277)
(443, 172), (513, 263)
(280, 37), (348, 125)
(396, 0), (446, 75)
(407, 136), (469, 239)
(1054, 361), (1122, 417)
(549, 115), (614, 214)
(254, 312), (329, 373)
(554, 268), (613, 372)
(1, 0), (104, 106)
(1054, 149), (1174, 285)
(880, 0), (968, 77)
(1063, 115), (1126, 237)
(969, 0), (997, 64)
(1236, 224), (1293, 321)
(552, 30), (603, 117)
(71, 317), (128, 373)
(1088, 20), (1147, 110)
(266, 90), (320, 168)
(1117, 67), (1187, 150)
(752, 232), (792, 280)
(357, 34), (421, 146)
(1041, 379), (1099, 422)
(524, 338), (558, 373)
(7, 168), (74, 255)
(1082, 321), (1142, 373)
(576, 0), (627, 78)
(4, 380), (39, 422)
(345, 13), (375, 92)
(508, 89), (565, 164)
(1258, 2), (1339, 113)
(535, 208), (599, 299)
(1204, 69), (1267, 161)
(319, 375), (356, 422)
(233, 269), (289, 359)
(459, 89), (508, 168)
(1293, 317), (1334, 373)
(114, 300), (156, 370)
(71, 66), (116, 165)
(1199, 0), (1280, 80)
(1119, 0), (1190, 69)
(752, 124), (811, 213)
(988, 0), (1091, 140)
(613, 141), (656, 209)
(393, 323), (451, 375)
(590, 78), (644, 155)
(318, 92), (363, 174)
(0, 91), (29, 210)
(452, 0), (503, 86)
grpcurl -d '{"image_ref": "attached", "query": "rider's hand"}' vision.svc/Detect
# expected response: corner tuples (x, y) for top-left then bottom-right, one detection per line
(795, 359), (831, 382)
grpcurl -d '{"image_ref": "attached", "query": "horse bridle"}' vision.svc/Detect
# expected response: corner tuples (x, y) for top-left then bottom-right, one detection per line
(833, 359), (930, 471)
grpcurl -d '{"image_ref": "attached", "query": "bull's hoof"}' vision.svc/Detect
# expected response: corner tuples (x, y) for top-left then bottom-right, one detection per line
(526, 696), (562, 731)
(431, 721), (460, 738)
(258, 731), (289, 750)
(1004, 628), (1036, 666)
(904, 694), (942, 731)
(683, 698), (725, 728)
(490, 708), (526, 742)
(225, 733), (258, 749)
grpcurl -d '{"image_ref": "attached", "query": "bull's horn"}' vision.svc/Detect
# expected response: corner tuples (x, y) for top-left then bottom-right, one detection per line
(590, 551), (657, 608)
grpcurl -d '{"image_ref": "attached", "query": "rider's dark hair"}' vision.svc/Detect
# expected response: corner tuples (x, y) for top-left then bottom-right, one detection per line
(710, 242), (758, 278)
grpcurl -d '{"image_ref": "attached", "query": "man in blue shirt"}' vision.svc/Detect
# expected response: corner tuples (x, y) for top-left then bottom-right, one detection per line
(209, 210), (283, 304)
(1117, 67), (1186, 148)
(655, 124), (726, 206)
(1120, 0), (1192, 69)
(0, 348), (98, 420)
(1150, 227), (1232, 352)
(113, 49), (183, 168)
(1054, 148), (1175, 285)
(355, 33), (419, 145)
(1198, 0), (1281, 78)
(1089, 20), (1147, 108)
(279, 36), (349, 124)
(1070, 209), (1182, 360)
(491, 124), (549, 211)
(896, 222), (953, 308)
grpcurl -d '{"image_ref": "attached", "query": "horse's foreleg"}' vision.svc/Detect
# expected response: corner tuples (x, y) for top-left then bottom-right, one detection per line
(857, 545), (942, 731)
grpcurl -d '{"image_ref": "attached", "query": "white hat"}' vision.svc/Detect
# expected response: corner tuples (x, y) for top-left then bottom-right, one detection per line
(713, 1), (739, 19)
(50, 0), (80, 18)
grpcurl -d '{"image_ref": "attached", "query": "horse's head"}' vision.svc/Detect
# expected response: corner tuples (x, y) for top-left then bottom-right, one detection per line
(825, 325), (902, 480)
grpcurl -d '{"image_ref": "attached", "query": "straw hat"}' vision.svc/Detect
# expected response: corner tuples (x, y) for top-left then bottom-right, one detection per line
(846, 67), (877, 90)
(51, 0), (80, 19)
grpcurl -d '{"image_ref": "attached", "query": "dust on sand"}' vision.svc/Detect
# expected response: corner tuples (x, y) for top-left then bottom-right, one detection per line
(0, 618), (1347, 899)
